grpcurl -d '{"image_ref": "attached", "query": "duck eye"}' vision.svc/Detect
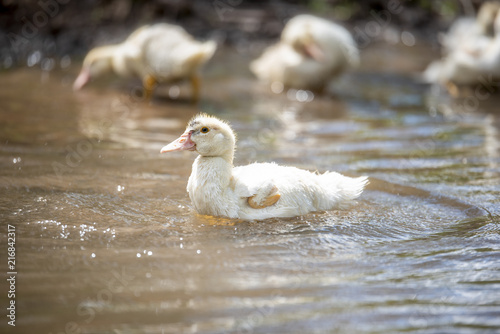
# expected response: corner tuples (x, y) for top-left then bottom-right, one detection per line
(200, 127), (210, 133)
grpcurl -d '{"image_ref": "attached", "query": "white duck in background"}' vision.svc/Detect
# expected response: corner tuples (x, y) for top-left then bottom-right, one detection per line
(439, 1), (500, 56)
(250, 14), (359, 92)
(73, 23), (216, 101)
(160, 114), (367, 220)
(423, 2), (500, 90)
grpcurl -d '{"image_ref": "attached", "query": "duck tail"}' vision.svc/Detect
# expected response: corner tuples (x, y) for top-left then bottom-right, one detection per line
(320, 172), (369, 202)
(339, 38), (360, 68)
(421, 60), (442, 83)
(200, 40), (217, 61)
(185, 40), (217, 68)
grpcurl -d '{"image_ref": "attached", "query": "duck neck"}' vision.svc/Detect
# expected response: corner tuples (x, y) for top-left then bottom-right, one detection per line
(193, 154), (233, 187)
(188, 154), (235, 216)
(87, 45), (124, 77)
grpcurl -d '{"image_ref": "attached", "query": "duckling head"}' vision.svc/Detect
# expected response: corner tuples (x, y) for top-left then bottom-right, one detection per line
(494, 6), (500, 35)
(477, 1), (500, 36)
(282, 18), (325, 62)
(73, 45), (116, 91)
(293, 32), (323, 61)
(161, 114), (236, 161)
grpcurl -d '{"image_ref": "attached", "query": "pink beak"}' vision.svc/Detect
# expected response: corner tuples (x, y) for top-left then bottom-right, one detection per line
(304, 42), (325, 62)
(73, 67), (90, 91)
(160, 130), (196, 153)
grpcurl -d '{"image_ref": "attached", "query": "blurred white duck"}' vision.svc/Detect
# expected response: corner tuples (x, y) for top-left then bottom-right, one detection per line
(73, 23), (216, 101)
(439, 1), (500, 55)
(160, 114), (367, 220)
(250, 14), (359, 92)
(423, 2), (500, 90)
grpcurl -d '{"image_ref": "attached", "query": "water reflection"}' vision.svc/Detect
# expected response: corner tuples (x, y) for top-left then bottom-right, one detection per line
(1, 44), (499, 333)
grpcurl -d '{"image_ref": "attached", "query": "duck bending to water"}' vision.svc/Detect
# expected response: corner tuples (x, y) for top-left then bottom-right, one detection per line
(250, 14), (359, 92)
(73, 23), (216, 101)
(160, 114), (368, 220)
(423, 2), (500, 92)
(438, 1), (500, 56)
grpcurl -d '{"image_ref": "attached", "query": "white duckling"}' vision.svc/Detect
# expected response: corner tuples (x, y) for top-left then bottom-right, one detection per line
(160, 114), (368, 220)
(73, 23), (216, 101)
(250, 14), (359, 92)
(425, 13), (500, 91)
(439, 1), (500, 56)
(423, 2), (500, 89)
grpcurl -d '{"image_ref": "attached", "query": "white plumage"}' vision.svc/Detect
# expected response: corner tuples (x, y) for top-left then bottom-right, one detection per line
(439, 2), (500, 56)
(250, 14), (359, 92)
(160, 114), (368, 220)
(73, 23), (216, 100)
(423, 2), (500, 87)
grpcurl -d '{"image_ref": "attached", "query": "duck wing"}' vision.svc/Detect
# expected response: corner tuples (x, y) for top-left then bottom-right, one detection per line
(247, 184), (281, 209)
(139, 24), (215, 80)
(231, 163), (282, 209)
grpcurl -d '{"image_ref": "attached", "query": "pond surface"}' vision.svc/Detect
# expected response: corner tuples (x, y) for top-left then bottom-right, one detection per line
(1, 43), (499, 334)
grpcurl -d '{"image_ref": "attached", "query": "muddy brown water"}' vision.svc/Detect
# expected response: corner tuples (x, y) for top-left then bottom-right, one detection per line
(1, 44), (499, 333)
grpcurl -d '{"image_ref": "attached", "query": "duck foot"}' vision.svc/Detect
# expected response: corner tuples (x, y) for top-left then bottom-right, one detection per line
(143, 74), (158, 101)
(248, 185), (281, 209)
(190, 74), (200, 104)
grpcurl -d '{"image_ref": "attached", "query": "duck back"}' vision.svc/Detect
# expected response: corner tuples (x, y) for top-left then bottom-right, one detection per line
(232, 163), (367, 219)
